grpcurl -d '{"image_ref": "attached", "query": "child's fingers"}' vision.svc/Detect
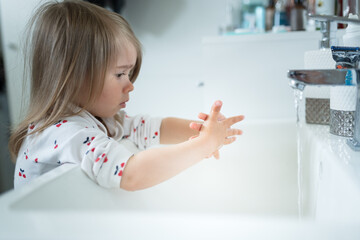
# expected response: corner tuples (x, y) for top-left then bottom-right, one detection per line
(199, 112), (225, 121)
(189, 122), (203, 131)
(225, 115), (245, 127)
(227, 128), (243, 137)
(224, 137), (237, 145)
(198, 112), (208, 121)
(209, 100), (222, 121)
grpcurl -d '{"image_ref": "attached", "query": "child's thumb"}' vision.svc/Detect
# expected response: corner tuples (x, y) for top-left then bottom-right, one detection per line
(210, 100), (222, 120)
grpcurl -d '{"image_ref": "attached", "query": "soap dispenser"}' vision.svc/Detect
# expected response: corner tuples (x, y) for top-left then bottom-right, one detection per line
(303, 17), (337, 125)
(329, 14), (360, 137)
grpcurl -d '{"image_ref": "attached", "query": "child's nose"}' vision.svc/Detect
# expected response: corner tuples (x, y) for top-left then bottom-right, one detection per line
(124, 80), (134, 93)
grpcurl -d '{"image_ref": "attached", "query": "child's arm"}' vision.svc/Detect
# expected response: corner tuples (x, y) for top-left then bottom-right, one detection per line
(159, 118), (199, 144)
(120, 100), (244, 191)
(159, 108), (230, 145)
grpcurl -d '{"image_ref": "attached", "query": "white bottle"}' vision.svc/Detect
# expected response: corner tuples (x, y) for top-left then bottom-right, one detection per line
(342, 14), (360, 47)
(315, 0), (335, 15)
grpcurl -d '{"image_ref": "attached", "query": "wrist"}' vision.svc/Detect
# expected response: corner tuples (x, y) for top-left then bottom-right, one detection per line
(191, 135), (217, 158)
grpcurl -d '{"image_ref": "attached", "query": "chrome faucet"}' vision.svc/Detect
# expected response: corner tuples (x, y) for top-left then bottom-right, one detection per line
(288, 69), (360, 151)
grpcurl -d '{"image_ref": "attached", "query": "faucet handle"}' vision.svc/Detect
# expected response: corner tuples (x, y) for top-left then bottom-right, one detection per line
(308, 14), (360, 49)
(308, 14), (360, 25)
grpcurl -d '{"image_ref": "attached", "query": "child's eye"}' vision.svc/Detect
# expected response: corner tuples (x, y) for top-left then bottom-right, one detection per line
(115, 73), (125, 78)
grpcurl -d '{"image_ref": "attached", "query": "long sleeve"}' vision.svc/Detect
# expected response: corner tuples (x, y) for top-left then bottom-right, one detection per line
(14, 110), (163, 189)
(119, 111), (162, 150)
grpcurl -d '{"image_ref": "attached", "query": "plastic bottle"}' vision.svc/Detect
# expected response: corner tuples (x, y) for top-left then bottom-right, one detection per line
(315, 0), (335, 15)
(290, 0), (307, 31)
(255, 4), (266, 32)
(221, 0), (242, 34)
(265, 0), (275, 31)
(273, 0), (289, 32)
(240, 0), (264, 31)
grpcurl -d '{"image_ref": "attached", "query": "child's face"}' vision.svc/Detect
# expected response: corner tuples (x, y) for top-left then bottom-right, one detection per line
(86, 43), (137, 118)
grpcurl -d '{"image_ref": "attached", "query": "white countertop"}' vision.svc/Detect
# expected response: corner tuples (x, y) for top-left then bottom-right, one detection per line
(1, 210), (360, 240)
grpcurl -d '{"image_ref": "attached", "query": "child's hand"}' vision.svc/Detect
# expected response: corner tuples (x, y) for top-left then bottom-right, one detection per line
(189, 108), (226, 159)
(189, 100), (244, 159)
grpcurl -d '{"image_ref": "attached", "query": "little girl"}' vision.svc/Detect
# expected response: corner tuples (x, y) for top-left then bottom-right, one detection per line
(9, 0), (244, 190)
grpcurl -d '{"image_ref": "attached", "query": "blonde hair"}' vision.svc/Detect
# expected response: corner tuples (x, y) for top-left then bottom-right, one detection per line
(9, 0), (142, 160)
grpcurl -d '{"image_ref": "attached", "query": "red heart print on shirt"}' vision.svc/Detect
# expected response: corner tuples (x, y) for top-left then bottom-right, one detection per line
(95, 153), (108, 163)
(83, 136), (95, 146)
(85, 147), (96, 155)
(119, 162), (125, 176)
(54, 119), (68, 128)
(24, 150), (28, 160)
(18, 168), (26, 178)
(152, 131), (158, 139)
(114, 162), (126, 177)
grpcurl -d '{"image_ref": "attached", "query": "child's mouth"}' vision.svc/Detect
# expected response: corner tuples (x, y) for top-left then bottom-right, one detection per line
(120, 100), (128, 108)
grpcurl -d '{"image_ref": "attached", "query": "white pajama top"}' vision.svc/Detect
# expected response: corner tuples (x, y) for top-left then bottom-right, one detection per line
(14, 110), (162, 189)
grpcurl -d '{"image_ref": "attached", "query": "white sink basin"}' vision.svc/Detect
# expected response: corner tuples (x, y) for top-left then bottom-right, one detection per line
(1, 119), (360, 239)
(7, 120), (298, 214)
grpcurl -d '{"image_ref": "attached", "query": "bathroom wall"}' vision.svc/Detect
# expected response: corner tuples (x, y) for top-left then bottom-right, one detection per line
(0, 0), (234, 126)
(0, 0), (41, 126)
(121, 0), (231, 118)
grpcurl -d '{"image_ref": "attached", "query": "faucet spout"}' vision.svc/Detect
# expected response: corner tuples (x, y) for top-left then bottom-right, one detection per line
(288, 69), (360, 151)
(288, 69), (350, 86)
